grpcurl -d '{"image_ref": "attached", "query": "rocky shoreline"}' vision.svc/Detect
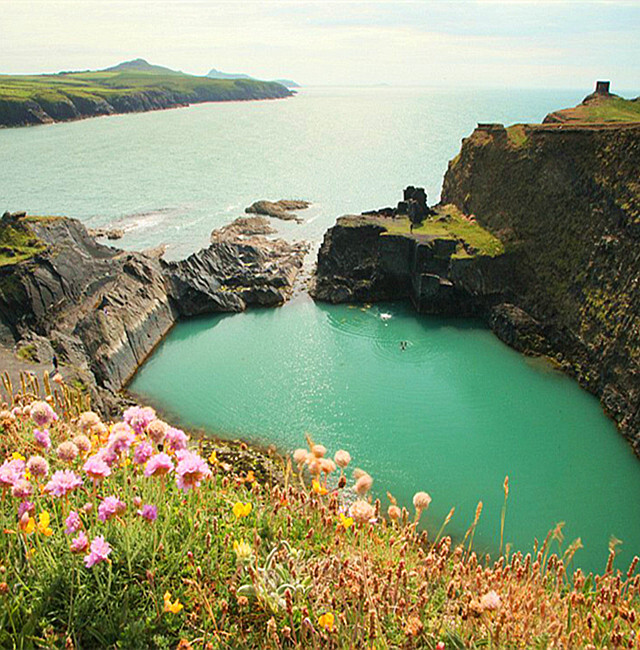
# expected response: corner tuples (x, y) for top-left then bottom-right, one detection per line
(0, 211), (308, 414)
(313, 120), (640, 454)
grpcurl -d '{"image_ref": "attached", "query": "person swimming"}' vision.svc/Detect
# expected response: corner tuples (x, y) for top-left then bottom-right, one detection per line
(400, 341), (407, 350)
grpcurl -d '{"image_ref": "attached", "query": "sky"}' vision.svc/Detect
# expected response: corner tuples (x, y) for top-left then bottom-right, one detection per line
(1, 0), (639, 90)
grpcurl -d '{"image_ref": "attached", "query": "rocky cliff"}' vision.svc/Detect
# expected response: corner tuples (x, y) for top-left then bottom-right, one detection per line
(440, 121), (639, 447)
(0, 70), (293, 128)
(314, 118), (640, 452)
(0, 213), (307, 412)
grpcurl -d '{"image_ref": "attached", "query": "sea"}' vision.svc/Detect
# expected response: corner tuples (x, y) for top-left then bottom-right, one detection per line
(2, 85), (639, 573)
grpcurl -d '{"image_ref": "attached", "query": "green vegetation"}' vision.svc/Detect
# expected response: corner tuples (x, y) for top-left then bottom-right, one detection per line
(0, 67), (292, 127)
(16, 344), (37, 363)
(548, 96), (640, 124)
(0, 216), (46, 267)
(381, 205), (505, 257)
(1, 376), (639, 648)
(507, 124), (529, 148)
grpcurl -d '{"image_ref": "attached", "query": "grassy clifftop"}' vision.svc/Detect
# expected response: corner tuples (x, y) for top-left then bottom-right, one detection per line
(0, 65), (293, 127)
(1, 378), (639, 648)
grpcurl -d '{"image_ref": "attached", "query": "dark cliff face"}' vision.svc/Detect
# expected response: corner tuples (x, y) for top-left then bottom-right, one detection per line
(0, 84), (293, 128)
(441, 123), (639, 447)
(0, 214), (307, 413)
(312, 214), (510, 316)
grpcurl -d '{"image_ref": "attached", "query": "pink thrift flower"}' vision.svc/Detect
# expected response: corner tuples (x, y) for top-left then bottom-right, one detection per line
(107, 423), (135, 455)
(133, 440), (153, 465)
(83, 454), (111, 481)
(18, 500), (34, 517)
(34, 428), (51, 451)
(11, 479), (32, 500)
(144, 453), (174, 477)
(73, 434), (92, 454)
(31, 400), (57, 427)
(175, 450), (212, 492)
(56, 440), (79, 463)
(65, 510), (82, 535)
(26, 455), (49, 477)
(84, 535), (112, 567)
(165, 427), (188, 453)
(137, 504), (158, 522)
(123, 406), (156, 435)
(98, 496), (126, 522)
(71, 531), (89, 554)
(44, 470), (82, 497)
(0, 459), (25, 489)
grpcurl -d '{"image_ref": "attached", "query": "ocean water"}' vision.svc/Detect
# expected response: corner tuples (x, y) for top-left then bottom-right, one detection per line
(2, 86), (638, 573)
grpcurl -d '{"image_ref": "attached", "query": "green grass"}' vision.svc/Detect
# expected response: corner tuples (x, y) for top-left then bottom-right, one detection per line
(0, 217), (46, 267)
(507, 124), (529, 148)
(381, 205), (505, 257)
(549, 96), (640, 124)
(0, 70), (288, 106)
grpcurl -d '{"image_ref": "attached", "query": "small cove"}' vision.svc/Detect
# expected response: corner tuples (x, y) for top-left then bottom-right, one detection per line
(130, 296), (640, 574)
(2, 85), (638, 574)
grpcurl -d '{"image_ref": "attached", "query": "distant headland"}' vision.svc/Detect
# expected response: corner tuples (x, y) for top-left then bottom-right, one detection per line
(0, 58), (294, 128)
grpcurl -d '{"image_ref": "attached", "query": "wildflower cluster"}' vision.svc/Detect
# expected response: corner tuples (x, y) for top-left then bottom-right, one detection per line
(0, 379), (638, 649)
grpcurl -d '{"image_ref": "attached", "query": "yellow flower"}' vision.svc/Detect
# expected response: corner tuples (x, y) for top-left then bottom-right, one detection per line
(20, 516), (35, 535)
(232, 502), (252, 519)
(208, 450), (218, 465)
(163, 591), (184, 614)
(338, 514), (353, 530)
(12, 452), (26, 462)
(24, 470), (32, 481)
(318, 612), (335, 632)
(312, 479), (328, 496)
(37, 511), (53, 536)
(233, 539), (253, 563)
(245, 470), (255, 483)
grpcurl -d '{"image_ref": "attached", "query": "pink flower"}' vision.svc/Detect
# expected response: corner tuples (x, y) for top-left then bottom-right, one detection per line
(44, 470), (82, 497)
(34, 428), (51, 450)
(26, 455), (49, 477)
(83, 454), (111, 481)
(65, 510), (82, 535)
(144, 453), (174, 477)
(56, 441), (79, 463)
(107, 423), (135, 455)
(0, 459), (24, 489)
(73, 435), (92, 454)
(123, 406), (156, 435)
(165, 427), (188, 453)
(11, 479), (32, 500)
(84, 535), (112, 567)
(71, 531), (89, 554)
(133, 441), (153, 465)
(175, 450), (211, 492)
(31, 401), (57, 427)
(98, 496), (126, 522)
(137, 504), (158, 522)
(18, 500), (34, 517)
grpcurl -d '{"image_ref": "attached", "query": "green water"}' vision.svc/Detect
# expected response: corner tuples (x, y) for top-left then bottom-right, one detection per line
(2, 85), (639, 573)
(131, 297), (640, 574)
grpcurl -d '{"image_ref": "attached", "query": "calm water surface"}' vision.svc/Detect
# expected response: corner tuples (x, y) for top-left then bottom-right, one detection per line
(2, 86), (638, 572)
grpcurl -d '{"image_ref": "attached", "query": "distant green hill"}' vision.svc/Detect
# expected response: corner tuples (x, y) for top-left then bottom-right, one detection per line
(103, 58), (183, 75)
(207, 67), (300, 89)
(0, 60), (293, 128)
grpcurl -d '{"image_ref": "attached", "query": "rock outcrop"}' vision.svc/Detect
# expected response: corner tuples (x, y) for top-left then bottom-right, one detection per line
(164, 216), (308, 315)
(0, 213), (307, 413)
(314, 116), (640, 452)
(245, 200), (310, 222)
(440, 120), (639, 447)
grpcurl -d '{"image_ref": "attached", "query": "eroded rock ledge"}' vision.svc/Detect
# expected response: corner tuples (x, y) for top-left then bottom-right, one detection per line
(314, 123), (639, 454)
(0, 213), (307, 413)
